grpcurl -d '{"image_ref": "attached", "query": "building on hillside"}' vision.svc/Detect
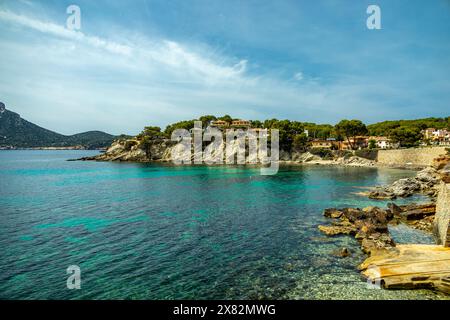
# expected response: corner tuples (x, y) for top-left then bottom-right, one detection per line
(422, 128), (450, 145)
(423, 128), (436, 140)
(231, 120), (251, 128)
(310, 139), (334, 149)
(210, 120), (229, 128)
(368, 136), (398, 149)
(339, 136), (369, 150)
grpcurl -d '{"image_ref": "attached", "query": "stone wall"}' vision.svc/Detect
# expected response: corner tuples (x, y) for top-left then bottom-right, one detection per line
(377, 147), (447, 167)
(434, 182), (450, 247)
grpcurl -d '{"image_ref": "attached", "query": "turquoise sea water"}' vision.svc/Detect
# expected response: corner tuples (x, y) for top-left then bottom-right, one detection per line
(0, 150), (447, 300)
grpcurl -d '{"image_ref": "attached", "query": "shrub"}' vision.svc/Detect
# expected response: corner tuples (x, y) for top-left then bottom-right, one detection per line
(309, 147), (334, 159)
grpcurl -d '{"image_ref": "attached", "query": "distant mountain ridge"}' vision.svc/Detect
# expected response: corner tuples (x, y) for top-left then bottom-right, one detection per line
(0, 102), (120, 149)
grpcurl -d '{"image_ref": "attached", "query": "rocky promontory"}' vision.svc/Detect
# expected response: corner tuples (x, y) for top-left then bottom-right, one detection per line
(368, 167), (440, 200)
(78, 135), (379, 167)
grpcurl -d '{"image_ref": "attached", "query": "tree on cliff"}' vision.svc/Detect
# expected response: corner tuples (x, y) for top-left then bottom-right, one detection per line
(262, 119), (305, 151)
(218, 115), (233, 124)
(335, 119), (368, 150)
(198, 115), (217, 127)
(292, 133), (309, 152)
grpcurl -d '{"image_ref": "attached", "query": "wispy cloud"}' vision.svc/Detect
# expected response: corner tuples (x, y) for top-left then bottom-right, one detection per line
(0, 10), (131, 55)
(293, 72), (303, 81)
(0, 1), (449, 135)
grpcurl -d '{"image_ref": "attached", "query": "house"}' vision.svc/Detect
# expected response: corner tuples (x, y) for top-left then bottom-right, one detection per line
(310, 139), (334, 149)
(422, 128), (450, 145)
(368, 136), (398, 149)
(231, 120), (251, 128)
(210, 120), (229, 128)
(422, 128), (436, 140)
(339, 136), (369, 150)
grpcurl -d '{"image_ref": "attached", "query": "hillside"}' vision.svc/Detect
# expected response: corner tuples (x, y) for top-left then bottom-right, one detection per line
(0, 102), (117, 149)
(368, 117), (450, 136)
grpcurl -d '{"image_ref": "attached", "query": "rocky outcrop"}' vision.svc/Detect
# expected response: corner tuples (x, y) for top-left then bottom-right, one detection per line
(296, 152), (322, 162)
(81, 134), (380, 167)
(320, 202), (439, 254)
(319, 206), (395, 255)
(320, 203), (450, 295)
(368, 167), (440, 200)
(336, 156), (375, 167)
(434, 183), (450, 247)
(79, 138), (175, 162)
(359, 244), (450, 294)
(388, 202), (436, 232)
(432, 155), (450, 183)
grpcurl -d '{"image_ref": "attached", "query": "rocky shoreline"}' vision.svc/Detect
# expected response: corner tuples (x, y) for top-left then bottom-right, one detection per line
(318, 154), (450, 295)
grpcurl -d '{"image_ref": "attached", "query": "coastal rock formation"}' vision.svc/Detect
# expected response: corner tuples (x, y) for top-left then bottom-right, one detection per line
(336, 156), (375, 167)
(388, 202), (436, 232)
(296, 152), (322, 162)
(434, 183), (450, 247)
(80, 138), (175, 162)
(368, 167), (440, 200)
(319, 206), (395, 255)
(432, 155), (450, 183)
(80, 133), (380, 167)
(432, 155), (450, 171)
(320, 202), (439, 253)
(359, 244), (450, 294)
(321, 202), (450, 295)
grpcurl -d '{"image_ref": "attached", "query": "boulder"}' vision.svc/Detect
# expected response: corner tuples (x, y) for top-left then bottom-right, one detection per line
(368, 167), (441, 200)
(319, 206), (395, 254)
(431, 155), (450, 171)
(318, 224), (356, 236)
(368, 189), (396, 200)
(397, 203), (436, 221)
(323, 208), (343, 219)
(332, 247), (351, 258)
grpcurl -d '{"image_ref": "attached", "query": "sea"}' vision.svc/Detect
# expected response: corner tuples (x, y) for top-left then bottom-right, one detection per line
(0, 150), (448, 300)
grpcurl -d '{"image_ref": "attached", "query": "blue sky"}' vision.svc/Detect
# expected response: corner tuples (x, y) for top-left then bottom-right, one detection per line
(0, 0), (449, 135)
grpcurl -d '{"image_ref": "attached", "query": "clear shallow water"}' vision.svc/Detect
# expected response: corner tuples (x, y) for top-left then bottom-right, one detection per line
(0, 150), (448, 300)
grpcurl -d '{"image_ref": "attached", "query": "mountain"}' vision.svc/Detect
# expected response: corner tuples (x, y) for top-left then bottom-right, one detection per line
(0, 102), (119, 149)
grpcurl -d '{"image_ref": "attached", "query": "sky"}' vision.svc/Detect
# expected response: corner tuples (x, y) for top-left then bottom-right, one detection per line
(0, 0), (449, 135)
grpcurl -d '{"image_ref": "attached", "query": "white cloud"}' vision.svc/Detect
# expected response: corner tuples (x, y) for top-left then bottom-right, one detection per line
(0, 10), (250, 82)
(0, 9), (446, 135)
(0, 10), (132, 55)
(293, 72), (303, 81)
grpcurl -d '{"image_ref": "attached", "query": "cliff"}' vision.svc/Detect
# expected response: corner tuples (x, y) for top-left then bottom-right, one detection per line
(435, 182), (450, 247)
(82, 138), (175, 162)
(80, 135), (379, 166)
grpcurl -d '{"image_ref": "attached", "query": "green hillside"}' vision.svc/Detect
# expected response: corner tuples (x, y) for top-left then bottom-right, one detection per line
(0, 102), (117, 149)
